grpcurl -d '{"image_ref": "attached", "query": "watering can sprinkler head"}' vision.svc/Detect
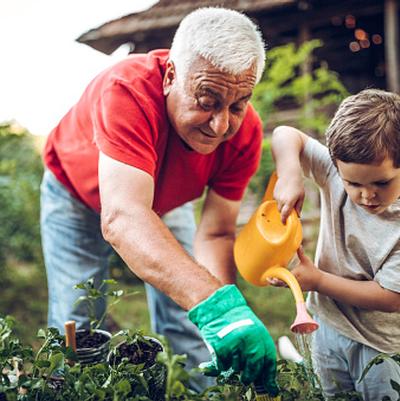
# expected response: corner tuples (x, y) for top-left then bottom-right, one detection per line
(234, 172), (318, 335)
(291, 302), (319, 334)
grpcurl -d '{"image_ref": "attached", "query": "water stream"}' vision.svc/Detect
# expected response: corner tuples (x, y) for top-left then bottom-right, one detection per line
(294, 332), (321, 390)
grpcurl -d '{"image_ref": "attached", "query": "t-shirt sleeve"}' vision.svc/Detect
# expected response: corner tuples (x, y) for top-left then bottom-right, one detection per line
(209, 114), (263, 200)
(375, 243), (400, 294)
(92, 80), (158, 177)
(300, 136), (337, 188)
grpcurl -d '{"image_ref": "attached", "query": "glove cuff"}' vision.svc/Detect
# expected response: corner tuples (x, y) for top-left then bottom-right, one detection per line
(188, 285), (247, 329)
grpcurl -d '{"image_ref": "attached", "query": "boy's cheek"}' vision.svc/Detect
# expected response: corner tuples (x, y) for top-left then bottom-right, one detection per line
(343, 187), (357, 202)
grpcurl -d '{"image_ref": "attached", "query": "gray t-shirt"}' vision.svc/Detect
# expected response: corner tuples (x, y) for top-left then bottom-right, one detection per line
(301, 137), (400, 353)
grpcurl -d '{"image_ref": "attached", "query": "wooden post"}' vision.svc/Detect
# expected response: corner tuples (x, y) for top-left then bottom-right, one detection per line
(65, 320), (77, 366)
(299, 23), (311, 77)
(384, 0), (400, 93)
(298, 22), (315, 126)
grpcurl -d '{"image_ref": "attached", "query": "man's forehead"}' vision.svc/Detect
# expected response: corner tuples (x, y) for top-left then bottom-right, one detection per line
(188, 55), (256, 80)
(190, 68), (256, 93)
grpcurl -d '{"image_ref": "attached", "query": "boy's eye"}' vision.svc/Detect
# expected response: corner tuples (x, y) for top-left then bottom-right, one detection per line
(348, 182), (361, 187)
(375, 180), (390, 187)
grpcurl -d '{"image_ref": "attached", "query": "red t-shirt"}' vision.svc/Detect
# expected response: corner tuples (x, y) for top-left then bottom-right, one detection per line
(44, 49), (263, 216)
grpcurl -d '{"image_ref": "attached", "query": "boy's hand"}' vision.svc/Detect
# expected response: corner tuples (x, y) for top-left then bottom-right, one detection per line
(291, 247), (323, 291)
(273, 174), (305, 223)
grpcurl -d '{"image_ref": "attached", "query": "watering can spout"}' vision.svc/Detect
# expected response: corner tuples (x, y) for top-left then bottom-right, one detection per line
(234, 172), (318, 334)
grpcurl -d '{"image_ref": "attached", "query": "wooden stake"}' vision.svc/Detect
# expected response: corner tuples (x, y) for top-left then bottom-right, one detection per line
(64, 320), (77, 352)
(385, 0), (400, 93)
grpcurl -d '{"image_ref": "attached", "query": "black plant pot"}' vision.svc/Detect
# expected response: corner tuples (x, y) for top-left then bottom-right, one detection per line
(108, 336), (166, 401)
(75, 329), (111, 365)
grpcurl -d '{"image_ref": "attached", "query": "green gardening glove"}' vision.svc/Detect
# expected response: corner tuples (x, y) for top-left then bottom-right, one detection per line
(188, 285), (279, 396)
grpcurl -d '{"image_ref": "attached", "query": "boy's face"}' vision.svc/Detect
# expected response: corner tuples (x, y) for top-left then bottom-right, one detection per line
(337, 157), (400, 214)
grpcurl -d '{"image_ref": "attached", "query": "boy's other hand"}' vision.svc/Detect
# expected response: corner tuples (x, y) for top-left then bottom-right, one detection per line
(273, 175), (305, 223)
(291, 247), (323, 292)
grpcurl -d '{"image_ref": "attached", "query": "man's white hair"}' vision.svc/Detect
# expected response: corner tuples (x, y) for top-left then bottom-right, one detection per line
(169, 7), (266, 84)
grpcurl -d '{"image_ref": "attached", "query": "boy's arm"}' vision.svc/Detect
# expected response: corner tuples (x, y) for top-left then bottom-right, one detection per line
(271, 126), (310, 223)
(293, 248), (400, 313)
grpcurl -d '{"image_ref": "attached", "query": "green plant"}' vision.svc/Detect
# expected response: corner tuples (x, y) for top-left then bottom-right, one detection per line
(1, 315), (399, 401)
(74, 277), (138, 332)
(252, 40), (349, 136)
(247, 138), (275, 201)
(0, 316), (255, 400)
(0, 123), (43, 266)
(359, 353), (400, 400)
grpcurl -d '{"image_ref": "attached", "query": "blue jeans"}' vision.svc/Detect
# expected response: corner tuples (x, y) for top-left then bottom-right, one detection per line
(312, 317), (400, 400)
(40, 169), (213, 391)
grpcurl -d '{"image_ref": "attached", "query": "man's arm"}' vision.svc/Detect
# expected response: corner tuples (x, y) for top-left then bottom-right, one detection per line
(194, 189), (240, 284)
(271, 126), (309, 222)
(293, 248), (400, 313)
(98, 151), (221, 310)
(98, 152), (279, 394)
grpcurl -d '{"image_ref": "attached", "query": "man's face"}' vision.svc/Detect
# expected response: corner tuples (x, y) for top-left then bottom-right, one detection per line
(337, 157), (400, 214)
(163, 57), (257, 154)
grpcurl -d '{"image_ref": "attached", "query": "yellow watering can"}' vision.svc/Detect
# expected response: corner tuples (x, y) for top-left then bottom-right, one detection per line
(234, 172), (318, 334)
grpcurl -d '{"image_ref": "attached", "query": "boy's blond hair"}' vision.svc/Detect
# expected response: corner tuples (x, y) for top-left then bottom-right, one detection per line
(326, 89), (400, 167)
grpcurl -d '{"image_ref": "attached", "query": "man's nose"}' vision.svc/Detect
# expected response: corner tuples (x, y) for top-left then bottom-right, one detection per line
(209, 109), (229, 136)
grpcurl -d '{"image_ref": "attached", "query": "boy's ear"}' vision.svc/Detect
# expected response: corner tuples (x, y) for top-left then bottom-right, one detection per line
(163, 60), (176, 96)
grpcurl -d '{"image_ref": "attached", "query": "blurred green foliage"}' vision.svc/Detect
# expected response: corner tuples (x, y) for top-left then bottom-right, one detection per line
(0, 123), (43, 265)
(248, 138), (274, 202)
(252, 39), (349, 136)
(248, 40), (349, 201)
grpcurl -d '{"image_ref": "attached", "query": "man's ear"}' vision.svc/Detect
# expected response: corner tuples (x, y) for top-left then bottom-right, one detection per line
(163, 60), (176, 96)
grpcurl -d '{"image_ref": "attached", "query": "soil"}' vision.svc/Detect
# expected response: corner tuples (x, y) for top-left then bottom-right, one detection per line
(76, 330), (109, 348)
(112, 338), (163, 368)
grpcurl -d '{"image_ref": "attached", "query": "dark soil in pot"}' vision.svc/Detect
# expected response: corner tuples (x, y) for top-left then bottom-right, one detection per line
(75, 329), (111, 365)
(109, 337), (166, 401)
(76, 330), (108, 348)
(110, 337), (163, 368)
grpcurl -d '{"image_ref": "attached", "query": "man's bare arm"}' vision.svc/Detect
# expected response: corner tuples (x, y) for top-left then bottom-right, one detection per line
(194, 189), (240, 284)
(98, 152), (221, 310)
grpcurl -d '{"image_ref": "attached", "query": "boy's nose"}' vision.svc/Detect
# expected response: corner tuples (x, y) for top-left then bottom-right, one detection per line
(361, 187), (376, 201)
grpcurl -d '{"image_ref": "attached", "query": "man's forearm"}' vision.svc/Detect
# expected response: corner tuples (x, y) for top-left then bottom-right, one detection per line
(101, 205), (222, 310)
(194, 233), (237, 284)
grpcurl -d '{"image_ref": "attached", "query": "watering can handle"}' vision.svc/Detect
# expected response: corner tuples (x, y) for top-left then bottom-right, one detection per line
(262, 171), (278, 202)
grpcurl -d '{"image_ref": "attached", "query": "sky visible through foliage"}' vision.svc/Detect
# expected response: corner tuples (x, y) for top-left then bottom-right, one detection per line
(0, 0), (157, 135)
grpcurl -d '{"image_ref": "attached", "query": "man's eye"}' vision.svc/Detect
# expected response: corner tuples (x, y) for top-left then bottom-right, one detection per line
(231, 104), (245, 113)
(198, 97), (215, 110)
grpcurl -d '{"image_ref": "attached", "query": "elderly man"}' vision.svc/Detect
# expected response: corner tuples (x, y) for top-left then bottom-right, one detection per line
(40, 7), (278, 395)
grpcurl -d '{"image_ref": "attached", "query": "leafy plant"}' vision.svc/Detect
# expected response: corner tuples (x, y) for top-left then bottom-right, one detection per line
(0, 123), (43, 266)
(1, 315), (399, 401)
(252, 39), (349, 136)
(359, 353), (400, 400)
(248, 138), (274, 201)
(74, 277), (138, 332)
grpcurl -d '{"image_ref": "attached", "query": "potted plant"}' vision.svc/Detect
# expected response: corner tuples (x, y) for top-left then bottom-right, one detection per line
(108, 331), (167, 401)
(71, 278), (135, 365)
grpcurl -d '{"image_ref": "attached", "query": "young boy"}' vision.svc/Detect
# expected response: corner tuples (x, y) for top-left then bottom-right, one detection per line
(271, 89), (400, 400)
